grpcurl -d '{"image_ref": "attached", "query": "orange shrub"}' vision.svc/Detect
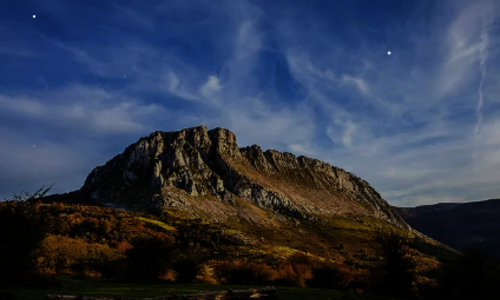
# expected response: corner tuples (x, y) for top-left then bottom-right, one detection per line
(250, 262), (279, 284)
(274, 263), (305, 287)
(215, 260), (277, 285)
(194, 265), (218, 285)
(272, 252), (352, 289)
(51, 202), (65, 213)
(99, 219), (112, 234)
(36, 235), (120, 277)
(83, 218), (100, 231)
(111, 241), (132, 252)
(273, 252), (323, 287)
(56, 220), (72, 235)
(159, 269), (176, 282)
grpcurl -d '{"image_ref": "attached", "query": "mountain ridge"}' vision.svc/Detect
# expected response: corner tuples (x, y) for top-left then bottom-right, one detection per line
(81, 125), (408, 230)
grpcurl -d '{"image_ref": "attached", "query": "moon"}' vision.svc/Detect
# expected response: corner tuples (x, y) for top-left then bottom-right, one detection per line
(387, 51), (391, 55)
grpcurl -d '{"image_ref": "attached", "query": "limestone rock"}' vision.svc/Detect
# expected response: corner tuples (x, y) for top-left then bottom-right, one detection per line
(82, 125), (408, 228)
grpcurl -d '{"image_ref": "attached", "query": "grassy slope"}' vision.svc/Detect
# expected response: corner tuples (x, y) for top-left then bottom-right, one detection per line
(0, 276), (400, 300)
(29, 202), (446, 276)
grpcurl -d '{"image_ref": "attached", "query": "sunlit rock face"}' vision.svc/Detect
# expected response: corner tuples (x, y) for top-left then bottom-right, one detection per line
(82, 125), (408, 228)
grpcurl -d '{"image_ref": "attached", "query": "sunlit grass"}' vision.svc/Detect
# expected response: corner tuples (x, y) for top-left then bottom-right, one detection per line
(136, 217), (177, 232)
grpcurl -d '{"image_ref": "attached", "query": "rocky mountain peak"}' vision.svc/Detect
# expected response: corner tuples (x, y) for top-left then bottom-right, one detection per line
(82, 126), (408, 229)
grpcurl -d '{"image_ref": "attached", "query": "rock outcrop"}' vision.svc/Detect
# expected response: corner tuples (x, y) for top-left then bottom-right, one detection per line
(82, 125), (408, 228)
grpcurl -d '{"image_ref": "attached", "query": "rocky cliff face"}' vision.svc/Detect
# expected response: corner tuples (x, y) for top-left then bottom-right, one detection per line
(82, 125), (408, 228)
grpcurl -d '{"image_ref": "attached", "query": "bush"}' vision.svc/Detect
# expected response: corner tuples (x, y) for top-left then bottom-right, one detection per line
(99, 219), (112, 235)
(248, 262), (278, 285)
(307, 263), (346, 289)
(215, 260), (277, 285)
(274, 252), (324, 287)
(124, 234), (174, 281)
(37, 235), (118, 275)
(51, 202), (65, 213)
(275, 264), (303, 287)
(194, 265), (218, 285)
(111, 241), (132, 252)
(286, 252), (323, 269)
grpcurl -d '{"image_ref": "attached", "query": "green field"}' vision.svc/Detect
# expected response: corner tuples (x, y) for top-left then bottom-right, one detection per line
(0, 276), (398, 300)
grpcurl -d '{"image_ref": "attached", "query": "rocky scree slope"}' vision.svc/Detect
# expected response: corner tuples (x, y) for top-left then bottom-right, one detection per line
(82, 125), (408, 229)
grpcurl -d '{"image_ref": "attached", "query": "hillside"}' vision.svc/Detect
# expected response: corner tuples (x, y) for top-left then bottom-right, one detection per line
(396, 199), (500, 258)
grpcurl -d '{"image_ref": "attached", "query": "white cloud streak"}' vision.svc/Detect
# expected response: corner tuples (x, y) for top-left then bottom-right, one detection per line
(0, 84), (168, 134)
(474, 20), (491, 137)
(437, 0), (496, 98)
(342, 75), (371, 97)
(2, 0), (500, 206)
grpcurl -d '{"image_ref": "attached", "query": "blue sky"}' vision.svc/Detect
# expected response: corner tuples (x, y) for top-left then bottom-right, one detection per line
(1, 0), (499, 206)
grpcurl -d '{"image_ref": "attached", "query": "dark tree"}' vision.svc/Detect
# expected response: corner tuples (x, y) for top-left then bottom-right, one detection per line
(372, 229), (417, 299)
(307, 263), (345, 290)
(171, 251), (204, 283)
(438, 246), (500, 300)
(124, 234), (174, 281)
(0, 190), (54, 285)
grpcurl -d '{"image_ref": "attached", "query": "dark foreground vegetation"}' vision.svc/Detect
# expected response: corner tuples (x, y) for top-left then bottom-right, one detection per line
(0, 276), (396, 300)
(1, 188), (499, 300)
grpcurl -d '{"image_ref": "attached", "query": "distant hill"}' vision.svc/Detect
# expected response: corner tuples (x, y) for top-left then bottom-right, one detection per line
(395, 199), (500, 258)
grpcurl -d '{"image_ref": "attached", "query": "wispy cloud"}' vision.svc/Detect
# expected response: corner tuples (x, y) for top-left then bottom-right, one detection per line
(278, 0), (500, 205)
(200, 75), (222, 103)
(0, 84), (168, 134)
(342, 75), (371, 97)
(1, 0), (500, 205)
(474, 19), (491, 137)
(437, 0), (495, 98)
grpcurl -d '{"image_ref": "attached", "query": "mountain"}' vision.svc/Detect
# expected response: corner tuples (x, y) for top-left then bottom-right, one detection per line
(30, 125), (459, 285)
(395, 199), (500, 258)
(81, 125), (408, 230)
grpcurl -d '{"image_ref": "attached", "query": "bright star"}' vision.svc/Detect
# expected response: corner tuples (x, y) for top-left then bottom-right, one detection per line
(387, 51), (391, 55)
(33, 15), (36, 18)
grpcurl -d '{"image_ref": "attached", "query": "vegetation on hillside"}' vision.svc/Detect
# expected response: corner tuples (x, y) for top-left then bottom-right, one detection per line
(1, 187), (499, 300)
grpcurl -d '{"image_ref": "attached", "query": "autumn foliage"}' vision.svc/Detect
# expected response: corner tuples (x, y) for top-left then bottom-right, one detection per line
(2, 193), (488, 300)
